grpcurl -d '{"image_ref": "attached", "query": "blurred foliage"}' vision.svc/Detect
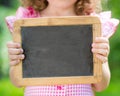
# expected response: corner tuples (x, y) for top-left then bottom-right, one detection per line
(0, 6), (14, 78)
(0, 78), (23, 96)
(0, 0), (20, 8)
(0, 0), (120, 96)
(108, 0), (120, 19)
(0, 0), (20, 78)
(108, 0), (120, 81)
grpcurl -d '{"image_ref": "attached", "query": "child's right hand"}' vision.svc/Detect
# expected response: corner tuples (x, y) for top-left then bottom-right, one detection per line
(7, 41), (25, 66)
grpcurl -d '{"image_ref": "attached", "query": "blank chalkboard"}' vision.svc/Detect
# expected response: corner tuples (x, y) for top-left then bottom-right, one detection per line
(22, 25), (93, 78)
(12, 16), (102, 86)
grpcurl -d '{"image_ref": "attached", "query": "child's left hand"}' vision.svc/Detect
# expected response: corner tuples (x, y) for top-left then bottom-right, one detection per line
(92, 37), (110, 63)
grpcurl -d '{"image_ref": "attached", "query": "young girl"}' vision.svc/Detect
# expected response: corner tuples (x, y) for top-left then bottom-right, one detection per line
(6, 0), (119, 96)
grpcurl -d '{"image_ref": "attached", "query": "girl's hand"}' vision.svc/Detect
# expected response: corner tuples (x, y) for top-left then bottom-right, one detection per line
(92, 37), (110, 63)
(7, 41), (25, 66)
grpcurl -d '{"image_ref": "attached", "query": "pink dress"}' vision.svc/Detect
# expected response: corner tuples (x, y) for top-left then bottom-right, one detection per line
(6, 7), (119, 96)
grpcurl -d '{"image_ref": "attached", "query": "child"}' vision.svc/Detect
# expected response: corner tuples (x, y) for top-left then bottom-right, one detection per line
(6, 0), (119, 96)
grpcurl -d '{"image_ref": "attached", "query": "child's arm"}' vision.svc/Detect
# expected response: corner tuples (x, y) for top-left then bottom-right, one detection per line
(91, 37), (111, 91)
(7, 41), (25, 87)
(92, 62), (110, 92)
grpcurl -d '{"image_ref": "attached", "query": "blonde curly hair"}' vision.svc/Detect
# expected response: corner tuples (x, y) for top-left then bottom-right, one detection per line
(19, 0), (101, 15)
(91, 0), (102, 13)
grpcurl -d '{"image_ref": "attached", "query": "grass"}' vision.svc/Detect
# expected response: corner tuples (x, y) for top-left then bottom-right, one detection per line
(0, 78), (24, 96)
(96, 81), (120, 96)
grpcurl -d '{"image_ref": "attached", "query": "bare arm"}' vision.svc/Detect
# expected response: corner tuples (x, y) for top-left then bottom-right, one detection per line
(7, 41), (25, 87)
(92, 62), (111, 92)
(92, 37), (111, 91)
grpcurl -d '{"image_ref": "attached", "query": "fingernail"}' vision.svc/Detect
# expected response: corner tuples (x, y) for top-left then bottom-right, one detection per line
(91, 49), (95, 52)
(92, 43), (96, 47)
(21, 49), (23, 53)
(21, 55), (25, 59)
(92, 43), (94, 46)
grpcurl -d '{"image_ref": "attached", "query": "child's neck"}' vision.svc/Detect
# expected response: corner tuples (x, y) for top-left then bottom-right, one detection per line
(40, 3), (77, 17)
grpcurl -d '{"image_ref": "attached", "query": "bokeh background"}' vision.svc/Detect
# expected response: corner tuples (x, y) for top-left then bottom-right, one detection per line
(0, 0), (120, 96)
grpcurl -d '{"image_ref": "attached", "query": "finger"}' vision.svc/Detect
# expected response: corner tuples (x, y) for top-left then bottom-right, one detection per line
(10, 60), (20, 66)
(94, 37), (109, 43)
(8, 48), (23, 55)
(92, 43), (109, 50)
(7, 41), (21, 48)
(9, 54), (25, 60)
(92, 48), (109, 56)
(96, 54), (108, 63)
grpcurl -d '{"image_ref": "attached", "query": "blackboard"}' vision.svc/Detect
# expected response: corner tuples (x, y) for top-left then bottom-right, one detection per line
(12, 16), (102, 86)
(22, 25), (93, 78)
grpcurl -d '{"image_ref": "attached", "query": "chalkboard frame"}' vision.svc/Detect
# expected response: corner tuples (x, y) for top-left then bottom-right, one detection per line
(11, 16), (102, 86)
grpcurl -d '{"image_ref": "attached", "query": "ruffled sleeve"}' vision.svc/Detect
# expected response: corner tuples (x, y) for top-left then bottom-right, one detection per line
(5, 16), (16, 33)
(5, 6), (40, 33)
(91, 11), (119, 38)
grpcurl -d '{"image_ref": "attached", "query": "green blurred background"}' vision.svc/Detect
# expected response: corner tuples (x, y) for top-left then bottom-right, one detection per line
(0, 0), (120, 96)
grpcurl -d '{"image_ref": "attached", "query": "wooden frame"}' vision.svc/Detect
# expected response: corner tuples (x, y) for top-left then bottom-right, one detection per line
(11, 16), (102, 87)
